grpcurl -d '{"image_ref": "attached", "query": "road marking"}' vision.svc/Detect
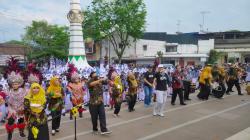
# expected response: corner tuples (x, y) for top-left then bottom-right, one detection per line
(56, 94), (237, 140)
(137, 102), (250, 140)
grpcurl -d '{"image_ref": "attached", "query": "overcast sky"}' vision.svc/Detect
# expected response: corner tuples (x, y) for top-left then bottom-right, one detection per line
(0, 0), (249, 42)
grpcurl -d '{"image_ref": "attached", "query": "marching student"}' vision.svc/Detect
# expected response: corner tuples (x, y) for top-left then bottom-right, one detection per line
(127, 72), (138, 112)
(66, 64), (85, 119)
(47, 76), (64, 135)
(197, 64), (213, 100)
(24, 83), (49, 140)
(109, 70), (123, 117)
(4, 57), (27, 140)
(153, 65), (170, 117)
(226, 64), (243, 96)
(143, 65), (155, 107)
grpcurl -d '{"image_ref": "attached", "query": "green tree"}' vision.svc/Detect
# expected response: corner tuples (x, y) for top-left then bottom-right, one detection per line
(226, 30), (241, 32)
(157, 51), (163, 63)
(228, 57), (236, 63)
(4, 40), (26, 46)
(22, 20), (69, 64)
(207, 49), (221, 64)
(83, 0), (147, 64)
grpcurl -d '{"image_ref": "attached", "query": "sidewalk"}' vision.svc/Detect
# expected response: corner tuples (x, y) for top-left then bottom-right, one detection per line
(225, 127), (250, 140)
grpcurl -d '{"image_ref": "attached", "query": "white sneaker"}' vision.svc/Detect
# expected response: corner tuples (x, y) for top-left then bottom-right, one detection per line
(101, 130), (112, 135)
(153, 112), (157, 116)
(92, 131), (99, 135)
(52, 130), (56, 135)
(159, 113), (164, 117)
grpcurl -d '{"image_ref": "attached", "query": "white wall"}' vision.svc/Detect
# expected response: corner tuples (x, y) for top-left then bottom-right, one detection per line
(136, 39), (166, 58)
(198, 39), (214, 53)
(0, 55), (25, 66)
(100, 38), (214, 63)
(101, 37), (137, 59)
(177, 44), (197, 54)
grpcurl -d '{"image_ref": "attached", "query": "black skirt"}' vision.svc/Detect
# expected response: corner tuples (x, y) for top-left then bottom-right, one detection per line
(28, 123), (50, 140)
(197, 83), (211, 100)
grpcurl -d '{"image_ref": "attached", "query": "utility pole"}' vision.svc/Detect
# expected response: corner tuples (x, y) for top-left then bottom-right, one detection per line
(176, 20), (181, 34)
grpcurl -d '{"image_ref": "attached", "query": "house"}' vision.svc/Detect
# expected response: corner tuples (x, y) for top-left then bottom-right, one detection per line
(137, 32), (214, 66)
(0, 43), (28, 67)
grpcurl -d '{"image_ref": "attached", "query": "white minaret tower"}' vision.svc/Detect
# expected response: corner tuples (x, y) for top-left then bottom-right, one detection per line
(67, 0), (90, 69)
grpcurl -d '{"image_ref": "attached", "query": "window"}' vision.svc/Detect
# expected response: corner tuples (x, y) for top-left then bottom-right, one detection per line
(165, 45), (177, 52)
(143, 45), (147, 51)
(224, 34), (234, 39)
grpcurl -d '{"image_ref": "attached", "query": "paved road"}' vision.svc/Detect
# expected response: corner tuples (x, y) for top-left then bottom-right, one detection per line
(1, 86), (250, 140)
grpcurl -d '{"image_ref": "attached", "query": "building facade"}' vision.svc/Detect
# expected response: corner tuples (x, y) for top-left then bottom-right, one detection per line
(0, 43), (27, 67)
(100, 32), (214, 67)
(214, 31), (250, 63)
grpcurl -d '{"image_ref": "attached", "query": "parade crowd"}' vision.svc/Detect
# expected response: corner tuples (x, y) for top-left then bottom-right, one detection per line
(0, 57), (250, 140)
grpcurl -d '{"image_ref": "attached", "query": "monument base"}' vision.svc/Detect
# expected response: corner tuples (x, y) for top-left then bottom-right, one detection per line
(68, 55), (91, 70)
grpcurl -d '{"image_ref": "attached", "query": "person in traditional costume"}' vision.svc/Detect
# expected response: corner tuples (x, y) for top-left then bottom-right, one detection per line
(197, 64), (213, 100)
(47, 76), (64, 135)
(225, 64), (243, 95)
(25, 63), (43, 85)
(4, 57), (27, 140)
(246, 82), (250, 95)
(137, 73), (145, 101)
(87, 71), (112, 135)
(100, 74), (110, 107)
(66, 64), (85, 119)
(211, 65), (226, 99)
(127, 72), (138, 112)
(24, 83), (49, 140)
(108, 69), (123, 117)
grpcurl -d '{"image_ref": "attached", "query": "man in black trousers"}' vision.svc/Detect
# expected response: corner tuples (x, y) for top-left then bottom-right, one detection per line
(226, 65), (243, 96)
(87, 72), (112, 135)
(171, 65), (186, 105)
